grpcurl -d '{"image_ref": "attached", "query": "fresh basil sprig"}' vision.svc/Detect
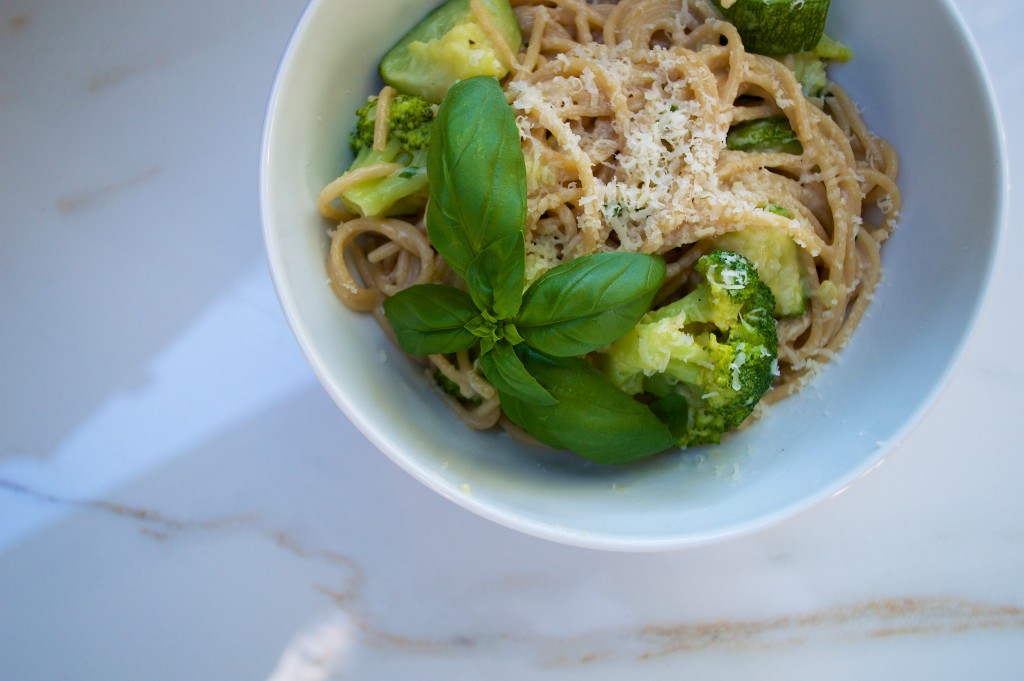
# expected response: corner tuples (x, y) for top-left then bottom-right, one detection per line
(381, 76), (675, 463)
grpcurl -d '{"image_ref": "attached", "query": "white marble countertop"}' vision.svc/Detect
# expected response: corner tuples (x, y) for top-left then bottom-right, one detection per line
(2, 1), (1022, 678)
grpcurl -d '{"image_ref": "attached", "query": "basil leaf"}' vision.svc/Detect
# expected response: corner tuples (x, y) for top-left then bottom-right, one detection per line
(516, 252), (666, 356)
(427, 76), (527, 280)
(465, 312), (523, 348)
(382, 284), (479, 356)
(649, 393), (690, 440)
(478, 341), (557, 407)
(465, 231), (525, 319)
(499, 347), (676, 464)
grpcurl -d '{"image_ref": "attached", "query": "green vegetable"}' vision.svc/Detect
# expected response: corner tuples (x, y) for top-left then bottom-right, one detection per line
(598, 250), (779, 448)
(466, 232), (527, 319)
(726, 117), (802, 155)
(813, 33), (853, 63)
(786, 52), (829, 98)
(349, 94), (435, 152)
(426, 75), (526, 286)
(500, 348), (676, 464)
(477, 341), (557, 406)
(763, 203), (793, 218)
(382, 76), (671, 463)
(709, 223), (808, 317)
(782, 35), (854, 98)
(340, 93), (436, 217)
(379, 283), (479, 355)
(714, 0), (831, 56)
(379, 0), (522, 103)
(516, 252), (666, 357)
(434, 370), (482, 406)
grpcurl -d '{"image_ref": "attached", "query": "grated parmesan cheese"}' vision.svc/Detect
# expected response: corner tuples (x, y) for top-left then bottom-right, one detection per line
(509, 40), (764, 259)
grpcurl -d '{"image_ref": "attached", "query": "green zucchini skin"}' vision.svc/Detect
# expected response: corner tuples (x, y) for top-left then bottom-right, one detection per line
(714, 0), (831, 56)
(379, 0), (523, 103)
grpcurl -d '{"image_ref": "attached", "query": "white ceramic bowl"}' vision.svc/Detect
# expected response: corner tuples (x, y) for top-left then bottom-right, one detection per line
(260, 0), (1005, 550)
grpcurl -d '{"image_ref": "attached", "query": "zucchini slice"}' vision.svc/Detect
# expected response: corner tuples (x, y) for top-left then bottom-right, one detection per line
(379, 0), (522, 103)
(714, 0), (830, 56)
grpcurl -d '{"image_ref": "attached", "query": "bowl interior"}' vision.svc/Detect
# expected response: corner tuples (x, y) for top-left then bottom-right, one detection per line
(261, 0), (1004, 549)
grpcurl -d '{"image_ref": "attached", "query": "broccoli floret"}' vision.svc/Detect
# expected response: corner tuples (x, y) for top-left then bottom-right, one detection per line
(340, 93), (436, 217)
(598, 250), (779, 448)
(786, 52), (829, 98)
(726, 117), (803, 155)
(780, 35), (854, 99)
